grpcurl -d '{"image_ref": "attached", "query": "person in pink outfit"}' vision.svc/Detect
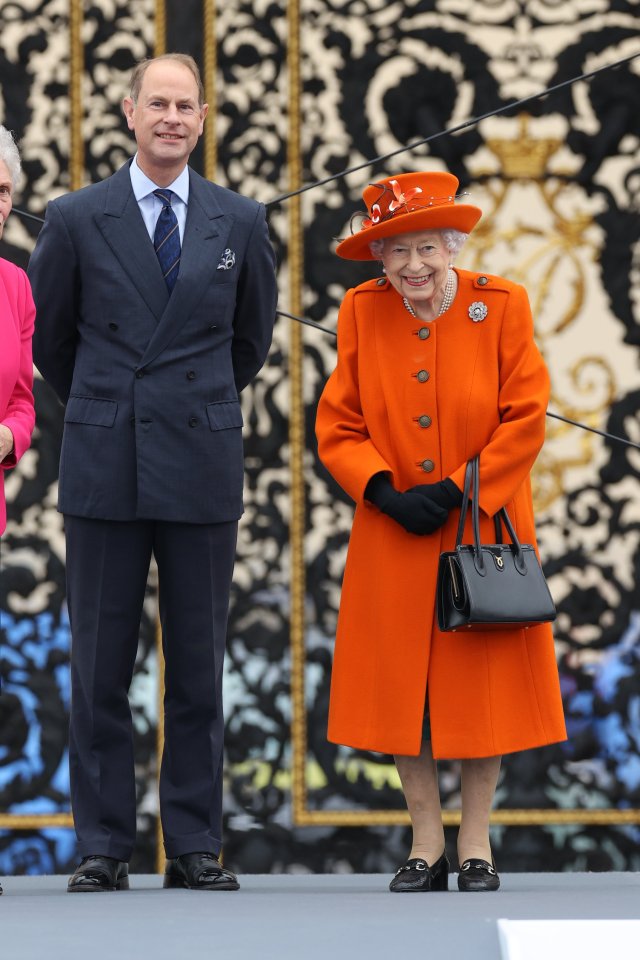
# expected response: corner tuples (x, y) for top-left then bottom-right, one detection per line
(0, 126), (36, 896)
(0, 125), (35, 540)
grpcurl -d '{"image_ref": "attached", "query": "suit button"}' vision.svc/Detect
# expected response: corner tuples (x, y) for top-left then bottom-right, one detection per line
(136, 370), (145, 379)
(418, 415), (432, 428)
(421, 459), (435, 473)
(189, 416), (199, 428)
(186, 370), (196, 380)
(108, 322), (119, 331)
(477, 275), (489, 285)
(418, 327), (430, 340)
(417, 369), (429, 383)
(209, 324), (217, 331)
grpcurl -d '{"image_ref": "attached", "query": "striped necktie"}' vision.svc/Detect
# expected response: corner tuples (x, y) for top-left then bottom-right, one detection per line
(153, 189), (181, 292)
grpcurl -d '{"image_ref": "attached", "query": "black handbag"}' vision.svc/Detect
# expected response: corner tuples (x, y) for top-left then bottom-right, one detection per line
(436, 456), (556, 632)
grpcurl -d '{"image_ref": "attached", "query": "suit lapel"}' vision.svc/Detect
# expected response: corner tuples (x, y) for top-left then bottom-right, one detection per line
(95, 163), (169, 321)
(137, 170), (234, 369)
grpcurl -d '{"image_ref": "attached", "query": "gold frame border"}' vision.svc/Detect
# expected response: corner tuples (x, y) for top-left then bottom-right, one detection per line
(285, 1), (640, 831)
(291, 809), (640, 827)
(0, 815), (74, 829)
(203, 0), (217, 178)
(288, 0), (309, 824)
(154, 0), (166, 58)
(69, 0), (84, 191)
(4, 0), (640, 848)
(3, 808), (640, 831)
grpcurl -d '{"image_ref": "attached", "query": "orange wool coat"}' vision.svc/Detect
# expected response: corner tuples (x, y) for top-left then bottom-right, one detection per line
(315, 269), (567, 758)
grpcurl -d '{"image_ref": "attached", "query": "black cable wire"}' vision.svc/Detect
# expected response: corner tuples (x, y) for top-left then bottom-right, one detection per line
(545, 412), (640, 451)
(265, 51), (640, 206)
(11, 207), (45, 224)
(276, 309), (338, 335)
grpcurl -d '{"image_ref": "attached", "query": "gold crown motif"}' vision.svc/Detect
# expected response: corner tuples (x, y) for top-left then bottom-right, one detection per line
(486, 114), (562, 179)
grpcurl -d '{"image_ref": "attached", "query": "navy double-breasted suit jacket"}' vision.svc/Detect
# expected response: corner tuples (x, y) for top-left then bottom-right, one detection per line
(29, 162), (277, 523)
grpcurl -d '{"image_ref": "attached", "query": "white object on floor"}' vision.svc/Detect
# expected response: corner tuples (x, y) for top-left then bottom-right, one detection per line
(498, 920), (640, 960)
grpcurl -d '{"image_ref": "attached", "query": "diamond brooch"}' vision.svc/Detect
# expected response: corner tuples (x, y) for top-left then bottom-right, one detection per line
(468, 301), (488, 323)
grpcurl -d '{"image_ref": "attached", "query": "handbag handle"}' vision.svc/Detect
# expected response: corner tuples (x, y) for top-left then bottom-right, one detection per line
(456, 456), (527, 574)
(454, 458), (474, 546)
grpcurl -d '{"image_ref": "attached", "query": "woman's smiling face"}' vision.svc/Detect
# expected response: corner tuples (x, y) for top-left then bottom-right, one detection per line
(380, 229), (451, 309)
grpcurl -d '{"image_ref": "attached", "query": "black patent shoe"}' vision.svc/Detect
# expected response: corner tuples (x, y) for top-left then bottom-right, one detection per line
(457, 858), (500, 892)
(389, 852), (449, 892)
(67, 855), (130, 892)
(164, 852), (240, 891)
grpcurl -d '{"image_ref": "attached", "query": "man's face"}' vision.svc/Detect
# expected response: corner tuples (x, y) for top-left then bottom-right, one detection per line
(123, 61), (208, 180)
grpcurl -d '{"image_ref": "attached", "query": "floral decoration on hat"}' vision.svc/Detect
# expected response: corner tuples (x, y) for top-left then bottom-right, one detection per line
(336, 171), (483, 261)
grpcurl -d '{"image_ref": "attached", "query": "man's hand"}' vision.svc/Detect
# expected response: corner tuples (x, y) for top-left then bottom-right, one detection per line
(0, 424), (14, 463)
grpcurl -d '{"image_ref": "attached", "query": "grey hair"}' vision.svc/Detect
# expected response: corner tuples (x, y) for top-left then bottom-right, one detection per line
(369, 228), (468, 259)
(0, 126), (21, 190)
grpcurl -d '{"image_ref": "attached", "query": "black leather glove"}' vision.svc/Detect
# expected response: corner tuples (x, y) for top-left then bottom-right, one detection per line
(410, 477), (463, 510)
(364, 473), (452, 535)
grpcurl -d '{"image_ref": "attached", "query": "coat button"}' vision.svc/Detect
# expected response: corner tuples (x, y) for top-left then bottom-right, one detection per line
(477, 275), (489, 285)
(108, 322), (119, 331)
(186, 370), (196, 380)
(418, 415), (432, 428)
(189, 416), (199, 428)
(376, 277), (386, 286)
(418, 327), (430, 340)
(136, 370), (145, 379)
(417, 369), (430, 383)
(421, 459), (435, 473)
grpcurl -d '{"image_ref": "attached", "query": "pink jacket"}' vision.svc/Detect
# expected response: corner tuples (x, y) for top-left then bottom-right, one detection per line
(0, 256), (35, 534)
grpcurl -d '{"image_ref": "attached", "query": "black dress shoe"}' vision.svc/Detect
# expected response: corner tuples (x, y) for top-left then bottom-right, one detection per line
(164, 852), (240, 891)
(67, 855), (130, 892)
(457, 858), (500, 892)
(389, 852), (449, 892)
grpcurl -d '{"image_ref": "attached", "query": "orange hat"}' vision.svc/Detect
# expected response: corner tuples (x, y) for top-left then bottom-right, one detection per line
(336, 171), (482, 261)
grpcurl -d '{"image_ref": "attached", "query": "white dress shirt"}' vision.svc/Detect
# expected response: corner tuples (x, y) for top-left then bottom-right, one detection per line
(129, 155), (189, 244)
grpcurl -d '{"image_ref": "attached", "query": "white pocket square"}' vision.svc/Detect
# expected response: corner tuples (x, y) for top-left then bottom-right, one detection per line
(217, 248), (236, 270)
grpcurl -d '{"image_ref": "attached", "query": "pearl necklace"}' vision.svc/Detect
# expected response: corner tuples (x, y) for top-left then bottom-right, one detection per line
(402, 267), (456, 319)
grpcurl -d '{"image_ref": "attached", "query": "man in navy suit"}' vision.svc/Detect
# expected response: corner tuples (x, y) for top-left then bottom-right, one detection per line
(29, 53), (277, 892)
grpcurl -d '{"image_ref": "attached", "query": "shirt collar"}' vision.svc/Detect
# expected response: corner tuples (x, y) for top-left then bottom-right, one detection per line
(129, 155), (190, 206)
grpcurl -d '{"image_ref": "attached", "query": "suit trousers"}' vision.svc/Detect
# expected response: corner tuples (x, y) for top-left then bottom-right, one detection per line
(64, 515), (238, 862)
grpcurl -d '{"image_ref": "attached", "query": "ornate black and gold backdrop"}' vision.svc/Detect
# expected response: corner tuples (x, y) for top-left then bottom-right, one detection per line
(1, 0), (640, 877)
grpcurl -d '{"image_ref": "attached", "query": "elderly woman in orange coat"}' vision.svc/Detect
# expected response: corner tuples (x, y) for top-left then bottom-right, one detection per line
(316, 171), (566, 893)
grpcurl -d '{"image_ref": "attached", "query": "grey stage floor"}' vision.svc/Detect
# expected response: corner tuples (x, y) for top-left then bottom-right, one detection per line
(1, 873), (639, 960)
